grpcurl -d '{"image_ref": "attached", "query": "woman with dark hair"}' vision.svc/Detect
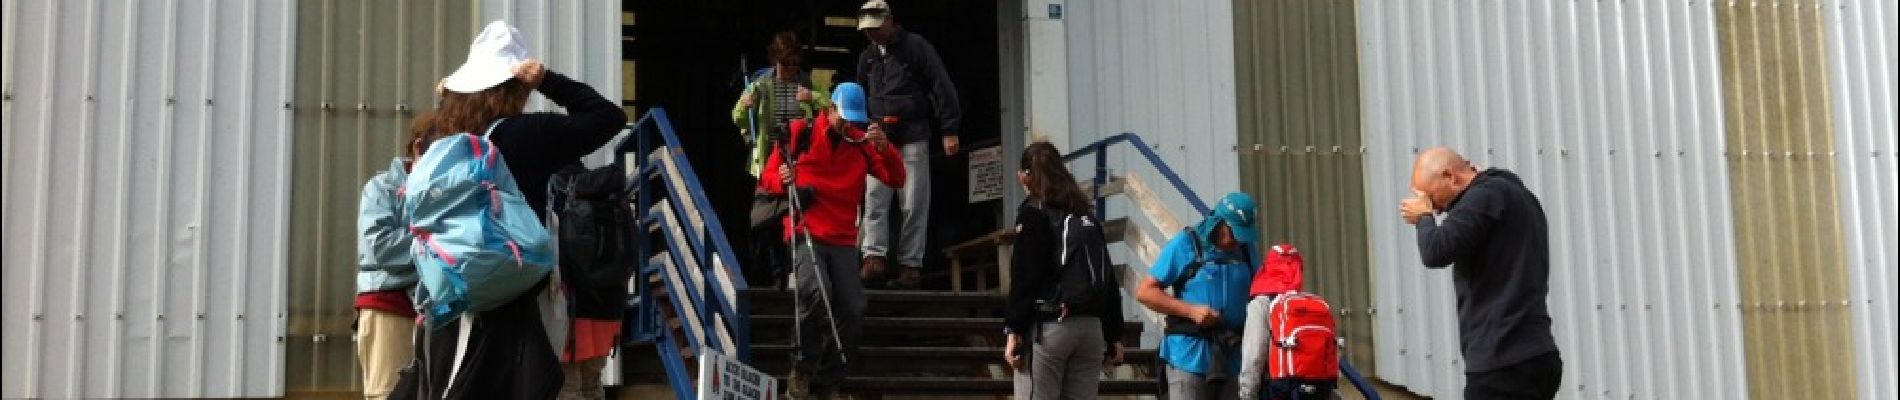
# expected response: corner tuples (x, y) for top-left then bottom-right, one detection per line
(737, 30), (832, 288)
(1004, 141), (1127, 400)
(404, 20), (627, 400)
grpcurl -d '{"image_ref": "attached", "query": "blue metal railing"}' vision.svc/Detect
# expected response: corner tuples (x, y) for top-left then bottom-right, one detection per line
(625, 108), (752, 400)
(1060, 133), (1381, 400)
(1061, 133), (1212, 221)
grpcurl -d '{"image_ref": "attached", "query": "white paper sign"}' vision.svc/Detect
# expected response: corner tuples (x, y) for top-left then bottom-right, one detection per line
(697, 347), (779, 400)
(968, 146), (1004, 203)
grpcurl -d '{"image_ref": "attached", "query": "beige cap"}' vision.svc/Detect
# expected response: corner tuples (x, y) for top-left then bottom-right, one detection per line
(857, 0), (890, 30)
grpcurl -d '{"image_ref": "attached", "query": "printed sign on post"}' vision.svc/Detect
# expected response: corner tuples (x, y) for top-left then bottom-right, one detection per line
(697, 347), (778, 400)
(968, 146), (1004, 203)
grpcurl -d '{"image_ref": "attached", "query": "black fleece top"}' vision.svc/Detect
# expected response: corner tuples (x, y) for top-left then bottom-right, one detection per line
(1415, 169), (1560, 372)
(484, 70), (628, 219)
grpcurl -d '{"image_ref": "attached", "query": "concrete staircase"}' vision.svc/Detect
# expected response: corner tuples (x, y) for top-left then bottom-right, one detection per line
(742, 287), (1161, 397)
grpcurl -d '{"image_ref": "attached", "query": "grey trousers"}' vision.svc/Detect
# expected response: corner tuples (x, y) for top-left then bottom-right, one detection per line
(1011, 316), (1107, 400)
(1167, 365), (1241, 400)
(860, 140), (930, 267)
(791, 241), (867, 392)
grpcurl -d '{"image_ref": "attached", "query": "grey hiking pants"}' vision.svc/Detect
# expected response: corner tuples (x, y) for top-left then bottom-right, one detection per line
(860, 140), (930, 267)
(1011, 316), (1107, 400)
(791, 241), (867, 392)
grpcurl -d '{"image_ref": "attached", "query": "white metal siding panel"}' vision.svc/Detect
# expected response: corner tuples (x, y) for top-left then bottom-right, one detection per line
(1825, 1), (1898, 399)
(0, 0), (296, 398)
(1063, 0), (1240, 232)
(1358, 1), (1747, 399)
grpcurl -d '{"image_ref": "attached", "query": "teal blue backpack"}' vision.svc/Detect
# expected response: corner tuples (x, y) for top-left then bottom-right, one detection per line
(402, 118), (555, 328)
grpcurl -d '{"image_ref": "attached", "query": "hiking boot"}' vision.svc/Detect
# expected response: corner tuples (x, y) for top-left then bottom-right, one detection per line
(860, 255), (888, 284)
(785, 369), (811, 399)
(886, 265), (921, 289)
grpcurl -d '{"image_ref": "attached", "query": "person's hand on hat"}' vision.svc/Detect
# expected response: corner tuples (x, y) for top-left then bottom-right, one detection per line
(740, 91), (756, 108)
(795, 86), (813, 102)
(513, 58), (545, 89)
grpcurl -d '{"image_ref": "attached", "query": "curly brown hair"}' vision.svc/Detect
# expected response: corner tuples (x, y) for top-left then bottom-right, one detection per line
(406, 79), (533, 156)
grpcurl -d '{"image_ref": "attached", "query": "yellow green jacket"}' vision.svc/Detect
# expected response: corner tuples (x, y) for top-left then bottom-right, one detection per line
(732, 67), (830, 177)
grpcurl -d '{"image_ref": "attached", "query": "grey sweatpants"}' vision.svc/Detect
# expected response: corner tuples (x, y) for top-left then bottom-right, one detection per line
(791, 241), (867, 392)
(1011, 316), (1106, 400)
(1167, 365), (1241, 400)
(860, 140), (930, 267)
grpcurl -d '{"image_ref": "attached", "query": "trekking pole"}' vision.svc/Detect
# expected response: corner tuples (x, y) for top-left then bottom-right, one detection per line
(778, 123), (849, 364)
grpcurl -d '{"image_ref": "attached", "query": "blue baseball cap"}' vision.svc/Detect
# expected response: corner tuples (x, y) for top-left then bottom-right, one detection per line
(1201, 192), (1258, 244)
(832, 82), (870, 123)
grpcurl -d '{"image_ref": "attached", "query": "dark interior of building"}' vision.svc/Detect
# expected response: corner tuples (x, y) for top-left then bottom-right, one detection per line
(624, 0), (1004, 286)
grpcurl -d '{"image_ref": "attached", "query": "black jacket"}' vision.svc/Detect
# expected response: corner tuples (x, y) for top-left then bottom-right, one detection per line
(1005, 202), (1125, 347)
(857, 28), (962, 144)
(486, 70), (630, 219)
(1415, 169), (1560, 373)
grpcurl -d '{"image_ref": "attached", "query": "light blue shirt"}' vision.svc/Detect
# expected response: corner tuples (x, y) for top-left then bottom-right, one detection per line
(1149, 229), (1258, 375)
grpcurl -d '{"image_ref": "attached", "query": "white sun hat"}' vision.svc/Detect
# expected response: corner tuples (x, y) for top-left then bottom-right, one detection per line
(442, 20), (529, 93)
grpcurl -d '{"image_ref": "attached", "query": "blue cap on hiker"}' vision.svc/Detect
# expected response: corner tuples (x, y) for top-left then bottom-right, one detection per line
(1208, 192), (1258, 244)
(832, 82), (870, 124)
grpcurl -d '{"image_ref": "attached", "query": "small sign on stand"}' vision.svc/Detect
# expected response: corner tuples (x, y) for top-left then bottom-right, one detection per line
(697, 347), (778, 400)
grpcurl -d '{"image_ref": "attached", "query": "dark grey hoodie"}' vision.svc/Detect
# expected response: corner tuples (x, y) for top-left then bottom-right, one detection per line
(1415, 169), (1561, 373)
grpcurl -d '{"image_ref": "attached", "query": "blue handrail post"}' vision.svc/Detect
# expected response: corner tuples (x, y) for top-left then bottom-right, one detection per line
(1093, 151), (1108, 221)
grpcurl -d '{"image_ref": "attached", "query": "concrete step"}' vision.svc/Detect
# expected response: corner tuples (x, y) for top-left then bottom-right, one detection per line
(750, 344), (1158, 367)
(743, 288), (1006, 309)
(749, 315), (1144, 339)
(771, 376), (1156, 396)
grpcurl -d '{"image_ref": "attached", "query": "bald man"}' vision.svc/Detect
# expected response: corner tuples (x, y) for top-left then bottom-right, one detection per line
(1400, 147), (1563, 400)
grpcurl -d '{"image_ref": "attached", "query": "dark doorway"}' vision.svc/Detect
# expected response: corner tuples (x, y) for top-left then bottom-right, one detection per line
(625, 0), (1004, 285)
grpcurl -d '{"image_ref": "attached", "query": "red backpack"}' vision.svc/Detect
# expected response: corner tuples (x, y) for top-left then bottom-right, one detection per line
(1257, 244), (1340, 385)
(1266, 292), (1339, 382)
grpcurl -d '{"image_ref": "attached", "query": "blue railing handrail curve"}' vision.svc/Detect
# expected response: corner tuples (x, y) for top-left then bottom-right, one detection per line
(1061, 133), (1211, 218)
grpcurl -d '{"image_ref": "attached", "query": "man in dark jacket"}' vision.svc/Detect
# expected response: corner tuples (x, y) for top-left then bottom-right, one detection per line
(855, 0), (963, 289)
(1400, 147), (1563, 400)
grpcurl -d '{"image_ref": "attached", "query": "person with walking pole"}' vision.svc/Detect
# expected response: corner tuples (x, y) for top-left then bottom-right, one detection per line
(757, 82), (907, 399)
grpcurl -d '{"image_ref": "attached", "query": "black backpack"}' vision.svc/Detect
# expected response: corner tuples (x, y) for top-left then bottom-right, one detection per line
(549, 162), (636, 319)
(1042, 209), (1118, 315)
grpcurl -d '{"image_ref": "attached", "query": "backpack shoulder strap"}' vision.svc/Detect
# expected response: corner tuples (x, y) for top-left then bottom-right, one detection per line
(1169, 227), (1204, 296)
(479, 117), (508, 138)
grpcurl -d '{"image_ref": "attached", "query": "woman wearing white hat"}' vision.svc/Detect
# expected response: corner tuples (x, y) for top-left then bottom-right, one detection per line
(401, 20), (627, 400)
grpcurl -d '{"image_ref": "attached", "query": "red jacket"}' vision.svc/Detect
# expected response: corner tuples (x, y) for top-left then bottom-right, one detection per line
(759, 111), (906, 246)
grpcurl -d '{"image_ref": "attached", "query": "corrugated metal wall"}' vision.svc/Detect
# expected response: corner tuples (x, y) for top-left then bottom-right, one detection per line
(1230, 0), (1374, 372)
(284, 1), (475, 395)
(284, 0), (621, 396)
(1823, 1), (1898, 399)
(1063, 0), (1242, 243)
(1, 0), (297, 398)
(1715, 1), (1859, 398)
(1357, 1), (1752, 398)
